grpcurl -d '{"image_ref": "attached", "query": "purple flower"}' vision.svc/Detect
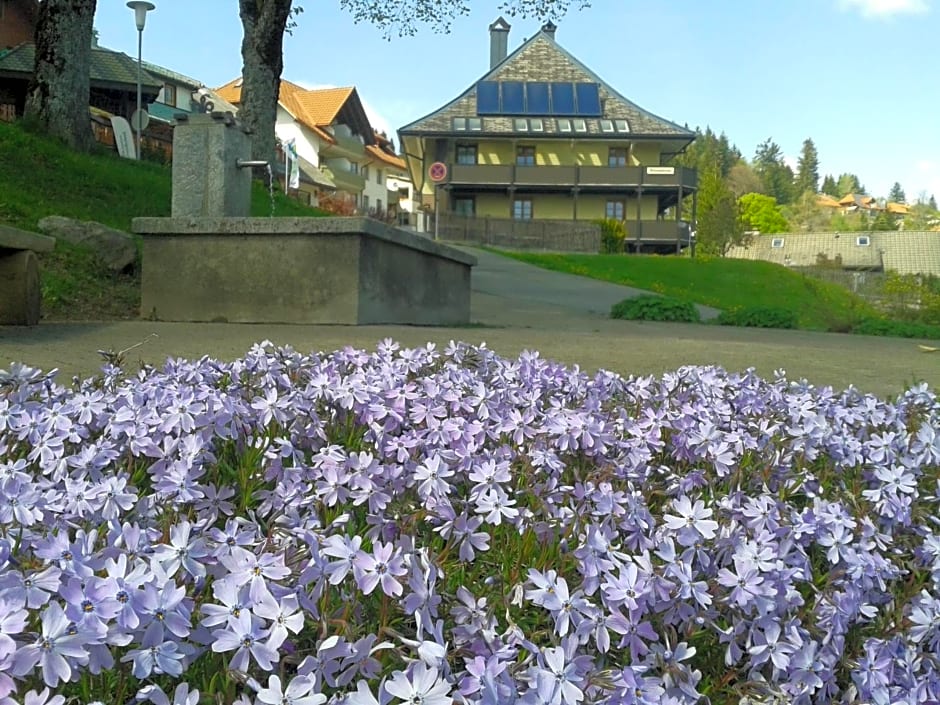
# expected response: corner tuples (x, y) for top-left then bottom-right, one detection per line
(211, 610), (278, 672)
(151, 520), (209, 580)
(385, 662), (452, 705)
(11, 601), (91, 687)
(353, 541), (406, 597)
(120, 630), (185, 678)
(663, 496), (719, 546)
(256, 674), (326, 705)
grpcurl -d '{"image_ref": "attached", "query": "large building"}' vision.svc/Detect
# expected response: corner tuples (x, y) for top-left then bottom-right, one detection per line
(399, 19), (698, 252)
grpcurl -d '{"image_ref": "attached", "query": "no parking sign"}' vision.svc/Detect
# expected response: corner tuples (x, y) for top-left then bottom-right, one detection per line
(429, 162), (448, 183)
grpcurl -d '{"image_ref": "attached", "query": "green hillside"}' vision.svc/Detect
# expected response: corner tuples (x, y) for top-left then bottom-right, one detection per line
(0, 120), (325, 318)
(498, 250), (878, 331)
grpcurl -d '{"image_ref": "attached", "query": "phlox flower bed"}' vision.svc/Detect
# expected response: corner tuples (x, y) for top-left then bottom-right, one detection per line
(0, 340), (939, 705)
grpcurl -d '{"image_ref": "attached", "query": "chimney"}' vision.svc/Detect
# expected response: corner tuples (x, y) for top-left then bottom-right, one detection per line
(541, 21), (557, 40)
(489, 16), (511, 69)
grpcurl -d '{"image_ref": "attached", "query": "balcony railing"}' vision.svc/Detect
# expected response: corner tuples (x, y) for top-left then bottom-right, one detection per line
(446, 164), (696, 190)
(321, 165), (365, 193)
(438, 213), (691, 253)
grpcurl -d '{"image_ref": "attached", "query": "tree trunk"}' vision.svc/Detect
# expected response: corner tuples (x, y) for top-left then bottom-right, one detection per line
(24, 0), (97, 152)
(239, 0), (293, 163)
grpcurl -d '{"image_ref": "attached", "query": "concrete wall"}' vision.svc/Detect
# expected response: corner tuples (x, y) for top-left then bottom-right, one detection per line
(134, 216), (475, 325)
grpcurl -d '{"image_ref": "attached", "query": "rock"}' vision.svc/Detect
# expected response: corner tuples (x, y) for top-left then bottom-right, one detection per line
(37, 216), (138, 272)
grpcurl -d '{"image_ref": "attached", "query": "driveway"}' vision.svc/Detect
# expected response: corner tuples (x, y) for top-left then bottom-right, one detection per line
(0, 247), (937, 398)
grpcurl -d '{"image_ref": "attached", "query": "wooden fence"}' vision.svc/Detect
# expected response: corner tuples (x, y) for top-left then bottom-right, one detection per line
(438, 212), (601, 253)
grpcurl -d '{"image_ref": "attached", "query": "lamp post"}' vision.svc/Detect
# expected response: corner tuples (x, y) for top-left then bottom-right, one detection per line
(126, 1), (155, 160)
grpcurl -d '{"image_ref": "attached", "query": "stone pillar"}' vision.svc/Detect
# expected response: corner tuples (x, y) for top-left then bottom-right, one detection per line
(171, 113), (253, 218)
(0, 250), (40, 325)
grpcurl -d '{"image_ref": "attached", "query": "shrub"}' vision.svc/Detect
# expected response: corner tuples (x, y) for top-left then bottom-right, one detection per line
(611, 294), (700, 322)
(717, 305), (798, 329)
(596, 218), (627, 253)
(852, 316), (940, 340)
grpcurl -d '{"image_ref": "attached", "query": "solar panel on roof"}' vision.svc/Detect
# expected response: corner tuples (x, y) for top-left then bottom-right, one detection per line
(525, 82), (550, 115)
(501, 81), (525, 114)
(550, 82), (575, 115)
(476, 81), (500, 114)
(575, 83), (601, 116)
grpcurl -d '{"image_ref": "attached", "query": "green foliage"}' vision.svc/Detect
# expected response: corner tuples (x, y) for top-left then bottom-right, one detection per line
(726, 161), (763, 198)
(498, 251), (877, 330)
(696, 166), (746, 255)
(674, 126), (741, 178)
(611, 294), (700, 323)
(930, 194), (938, 210)
(596, 218), (627, 253)
(753, 137), (795, 205)
(794, 137), (820, 196)
(717, 306), (798, 329)
(835, 172), (865, 197)
(821, 174), (839, 197)
(737, 192), (789, 233)
(888, 181), (906, 203)
(871, 208), (898, 232)
(880, 272), (940, 325)
(786, 191), (831, 232)
(851, 317), (940, 340)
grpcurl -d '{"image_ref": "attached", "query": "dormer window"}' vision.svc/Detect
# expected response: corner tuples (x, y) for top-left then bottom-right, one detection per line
(856, 235), (870, 246)
(600, 119), (614, 133)
(557, 119), (572, 133)
(573, 119), (587, 133)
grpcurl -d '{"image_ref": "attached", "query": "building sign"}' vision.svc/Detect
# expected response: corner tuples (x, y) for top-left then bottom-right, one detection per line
(646, 166), (675, 175)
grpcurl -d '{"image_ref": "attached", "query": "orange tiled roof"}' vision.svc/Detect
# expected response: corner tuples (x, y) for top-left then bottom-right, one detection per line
(817, 194), (842, 209)
(886, 202), (910, 215)
(366, 144), (406, 170)
(214, 79), (361, 144)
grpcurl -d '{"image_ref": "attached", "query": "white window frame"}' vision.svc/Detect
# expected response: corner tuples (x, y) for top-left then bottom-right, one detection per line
(771, 237), (784, 248)
(557, 118), (572, 133)
(856, 235), (871, 246)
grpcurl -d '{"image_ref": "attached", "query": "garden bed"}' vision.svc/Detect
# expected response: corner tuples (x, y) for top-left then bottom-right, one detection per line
(0, 341), (938, 704)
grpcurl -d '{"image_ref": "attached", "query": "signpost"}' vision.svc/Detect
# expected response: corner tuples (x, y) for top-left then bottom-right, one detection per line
(429, 161), (447, 241)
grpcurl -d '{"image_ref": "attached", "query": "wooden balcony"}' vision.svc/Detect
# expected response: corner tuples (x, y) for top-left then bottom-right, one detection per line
(446, 164), (696, 190)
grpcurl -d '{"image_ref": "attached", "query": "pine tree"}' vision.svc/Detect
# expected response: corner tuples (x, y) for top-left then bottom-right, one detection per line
(888, 182), (906, 203)
(696, 165), (746, 255)
(836, 173), (864, 197)
(753, 138), (795, 205)
(930, 195), (938, 211)
(820, 175), (839, 197)
(795, 138), (820, 196)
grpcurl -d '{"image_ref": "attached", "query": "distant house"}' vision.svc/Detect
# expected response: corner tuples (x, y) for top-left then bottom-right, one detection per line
(0, 41), (161, 121)
(216, 78), (406, 210)
(726, 231), (940, 277)
(0, 0), (37, 50)
(398, 18), (697, 252)
(139, 61), (203, 123)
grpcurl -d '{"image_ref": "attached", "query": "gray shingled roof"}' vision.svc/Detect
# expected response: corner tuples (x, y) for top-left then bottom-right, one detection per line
(0, 43), (162, 91)
(400, 31), (693, 139)
(727, 231), (940, 276)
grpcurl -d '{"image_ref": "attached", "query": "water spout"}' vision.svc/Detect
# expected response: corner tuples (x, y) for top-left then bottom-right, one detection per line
(236, 159), (270, 169)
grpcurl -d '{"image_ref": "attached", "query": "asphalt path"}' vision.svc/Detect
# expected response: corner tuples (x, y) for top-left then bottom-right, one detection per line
(1, 247), (937, 398)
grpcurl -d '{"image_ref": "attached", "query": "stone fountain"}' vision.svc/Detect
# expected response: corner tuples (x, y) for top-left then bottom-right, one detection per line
(133, 112), (475, 325)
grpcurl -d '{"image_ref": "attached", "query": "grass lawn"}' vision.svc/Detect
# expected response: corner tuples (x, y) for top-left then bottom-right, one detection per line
(493, 249), (879, 331)
(0, 120), (327, 319)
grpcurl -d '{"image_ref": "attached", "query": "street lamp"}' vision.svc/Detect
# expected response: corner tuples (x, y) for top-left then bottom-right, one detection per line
(126, 1), (155, 160)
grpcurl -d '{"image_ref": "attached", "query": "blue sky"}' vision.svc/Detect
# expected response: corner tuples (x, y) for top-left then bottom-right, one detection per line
(93, 0), (938, 201)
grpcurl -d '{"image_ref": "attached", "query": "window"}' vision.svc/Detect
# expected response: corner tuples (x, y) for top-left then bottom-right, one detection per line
(516, 146), (536, 166)
(606, 201), (625, 220)
(856, 235), (871, 246)
(454, 197), (475, 216)
(771, 238), (784, 248)
(609, 148), (627, 167)
(376, 199), (383, 213)
(600, 119), (614, 133)
(362, 194), (370, 210)
(163, 83), (177, 107)
(530, 118), (544, 132)
(453, 117), (482, 131)
(456, 144), (478, 165)
(513, 198), (533, 220)
(361, 165), (369, 180)
(557, 118), (572, 133)
(376, 169), (382, 185)
(614, 119), (630, 132)
(573, 119), (587, 132)
(514, 118), (529, 132)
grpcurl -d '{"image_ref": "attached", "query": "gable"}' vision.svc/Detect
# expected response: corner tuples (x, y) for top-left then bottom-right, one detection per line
(400, 33), (693, 139)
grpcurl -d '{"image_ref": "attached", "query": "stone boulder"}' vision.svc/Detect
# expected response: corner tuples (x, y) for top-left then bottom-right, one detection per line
(37, 216), (138, 272)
